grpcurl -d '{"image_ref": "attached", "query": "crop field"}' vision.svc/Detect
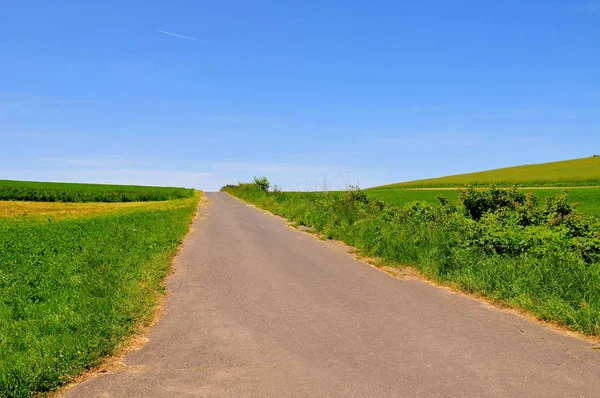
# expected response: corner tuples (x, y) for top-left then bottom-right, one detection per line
(0, 180), (194, 202)
(377, 156), (600, 188)
(367, 187), (600, 218)
(0, 187), (200, 397)
(0, 197), (193, 220)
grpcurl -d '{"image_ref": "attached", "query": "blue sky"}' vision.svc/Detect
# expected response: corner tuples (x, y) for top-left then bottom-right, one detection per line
(1, 1), (599, 190)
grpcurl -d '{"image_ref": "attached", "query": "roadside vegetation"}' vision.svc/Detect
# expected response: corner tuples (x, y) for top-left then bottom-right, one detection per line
(223, 179), (600, 338)
(367, 187), (600, 218)
(376, 156), (600, 188)
(0, 180), (194, 202)
(0, 187), (200, 397)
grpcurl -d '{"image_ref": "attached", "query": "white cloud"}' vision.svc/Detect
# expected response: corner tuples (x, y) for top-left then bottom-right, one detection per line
(64, 168), (220, 189)
(157, 30), (208, 43)
(210, 161), (384, 191)
(39, 155), (143, 168)
(0, 131), (53, 138)
(0, 167), (221, 190)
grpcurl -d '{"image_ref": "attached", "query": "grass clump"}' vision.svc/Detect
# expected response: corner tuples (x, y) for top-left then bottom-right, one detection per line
(223, 182), (600, 337)
(0, 193), (200, 397)
(0, 180), (194, 202)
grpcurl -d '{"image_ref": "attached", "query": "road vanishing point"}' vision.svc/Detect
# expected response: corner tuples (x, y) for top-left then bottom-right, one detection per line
(67, 192), (600, 397)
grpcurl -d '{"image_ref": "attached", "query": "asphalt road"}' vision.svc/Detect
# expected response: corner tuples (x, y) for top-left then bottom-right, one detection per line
(67, 192), (600, 397)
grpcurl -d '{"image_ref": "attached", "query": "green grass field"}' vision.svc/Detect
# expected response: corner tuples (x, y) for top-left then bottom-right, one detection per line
(0, 186), (200, 397)
(377, 156), (600, 188)
(0, 180), (194, 202)
(367, 187), (600, 217)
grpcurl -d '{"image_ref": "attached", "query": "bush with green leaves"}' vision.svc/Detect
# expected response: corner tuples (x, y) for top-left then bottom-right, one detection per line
(253, 176), (270, 192)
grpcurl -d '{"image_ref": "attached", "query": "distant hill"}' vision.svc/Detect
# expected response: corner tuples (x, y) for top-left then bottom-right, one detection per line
(376, 156), (600, 189)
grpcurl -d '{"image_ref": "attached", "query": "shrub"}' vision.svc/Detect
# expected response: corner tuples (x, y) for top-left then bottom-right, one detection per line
(253, 176), (270, 192)
(458, 185), (525, 220)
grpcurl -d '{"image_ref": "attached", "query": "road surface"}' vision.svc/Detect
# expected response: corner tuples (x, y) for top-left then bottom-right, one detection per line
(67, 192), (600, 397)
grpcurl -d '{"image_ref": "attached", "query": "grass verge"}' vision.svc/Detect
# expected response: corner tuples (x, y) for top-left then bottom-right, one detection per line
(0, 192), (200, 397)
(223, 183), (600, 339)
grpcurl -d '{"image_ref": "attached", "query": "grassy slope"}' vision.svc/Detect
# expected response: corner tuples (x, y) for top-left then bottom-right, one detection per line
(376, 156), (600, 188)
(0, 180), (194, 202)
(367, 188), (600, 217)
(0, 193), (200, 397)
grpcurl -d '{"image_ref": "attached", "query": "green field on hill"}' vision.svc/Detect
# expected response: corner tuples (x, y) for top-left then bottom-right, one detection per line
(367, 187), (600, 218)
(0, 183), (200, 397)
(0, 180), (194, 202)
(377, 156), (600, 189)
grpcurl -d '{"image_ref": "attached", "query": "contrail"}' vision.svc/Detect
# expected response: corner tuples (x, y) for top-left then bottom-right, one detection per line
(158, 30), (196, 41)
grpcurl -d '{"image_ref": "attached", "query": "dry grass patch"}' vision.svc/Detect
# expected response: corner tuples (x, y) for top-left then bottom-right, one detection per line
(0, 192), (200, 221)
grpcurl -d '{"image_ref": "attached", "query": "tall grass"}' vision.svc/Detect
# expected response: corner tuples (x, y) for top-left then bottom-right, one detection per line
(0, 194), (200, 397)
(223, 183), (600, 338)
